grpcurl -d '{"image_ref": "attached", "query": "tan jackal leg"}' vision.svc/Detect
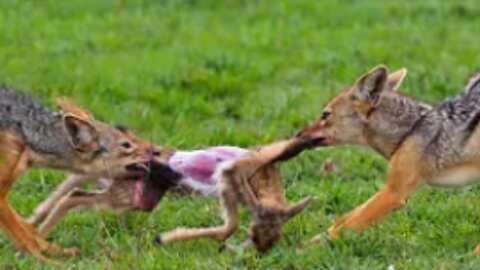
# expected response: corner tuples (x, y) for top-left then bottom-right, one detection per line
(10, 203), (80, 257)
(28, 174), (94, 225)
(311, 139), (424, 243)
(0, 134), (78, 264)
(38, 189), (112, 237)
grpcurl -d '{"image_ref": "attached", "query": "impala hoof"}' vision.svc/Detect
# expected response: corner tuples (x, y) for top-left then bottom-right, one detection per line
(153, 235), (163, 245)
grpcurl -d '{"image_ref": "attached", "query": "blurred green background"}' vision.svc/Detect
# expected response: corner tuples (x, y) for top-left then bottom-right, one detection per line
(1, 0), (480, 269)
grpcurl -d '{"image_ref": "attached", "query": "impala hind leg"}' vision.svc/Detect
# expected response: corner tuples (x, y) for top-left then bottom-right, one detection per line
(156, 165), (239, 244)
(38, 189), (112, 237)
(28, 174), (94, 225)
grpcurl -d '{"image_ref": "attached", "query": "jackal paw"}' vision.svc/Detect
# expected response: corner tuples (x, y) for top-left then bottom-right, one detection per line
(327, 226), (341, 239)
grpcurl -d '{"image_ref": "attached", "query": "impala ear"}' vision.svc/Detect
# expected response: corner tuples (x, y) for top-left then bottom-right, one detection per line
(353, 65), (389, 106)
(57, 97), (93, 121)
(63, 114), (99, 152)
(283, 196), (312, 222)
(387, 68), (407, 91)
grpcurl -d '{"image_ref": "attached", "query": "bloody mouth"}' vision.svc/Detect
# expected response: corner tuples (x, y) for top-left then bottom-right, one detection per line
(310, 137), (329, 147)
(274, 137), (328, 162)
(125, 160), (183, 211)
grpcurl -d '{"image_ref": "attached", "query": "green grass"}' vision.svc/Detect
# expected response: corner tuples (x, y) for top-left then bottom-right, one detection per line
(1, 0), (480, 269)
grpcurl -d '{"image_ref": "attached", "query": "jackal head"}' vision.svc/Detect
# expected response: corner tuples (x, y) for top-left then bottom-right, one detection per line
(56, 98), (152, 178)
(296, 65), (408, 149)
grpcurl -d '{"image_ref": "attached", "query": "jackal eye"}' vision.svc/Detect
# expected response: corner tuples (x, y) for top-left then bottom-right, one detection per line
(320, 111), (331, 120)
(121, 141), (132, 149)
(152, 149), (161, 157)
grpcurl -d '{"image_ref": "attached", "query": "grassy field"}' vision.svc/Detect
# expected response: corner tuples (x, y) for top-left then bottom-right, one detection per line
(1, 0), (480, 269)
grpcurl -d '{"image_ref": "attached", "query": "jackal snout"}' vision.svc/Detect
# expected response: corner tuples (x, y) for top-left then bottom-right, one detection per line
(295, 125), (329, 147)
(146, 146), (182, 184)
(127, 145), (175, 172)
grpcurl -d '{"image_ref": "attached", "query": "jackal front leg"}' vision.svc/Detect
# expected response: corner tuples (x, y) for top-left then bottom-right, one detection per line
(317, 139), (425, 242)
(28, 174), (95, 225)
(157, 165), (239, 245)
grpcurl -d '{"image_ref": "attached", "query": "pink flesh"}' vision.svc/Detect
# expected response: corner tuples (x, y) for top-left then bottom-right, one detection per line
(168, 146), (250, 185)
(133, 177), (161, 211)
(133, 179), (143, 209)
(130, 146), (250, 209)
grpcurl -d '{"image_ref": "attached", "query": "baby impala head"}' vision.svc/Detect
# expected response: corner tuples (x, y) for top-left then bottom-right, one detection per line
(248, 196), (312, 253)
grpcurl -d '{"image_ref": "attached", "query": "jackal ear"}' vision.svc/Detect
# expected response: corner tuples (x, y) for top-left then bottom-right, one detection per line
(465, 74), (480, 95)
(387, 68), (407, 91)
(282, 196), (312, 222)
(353, 65), (389, 106)
(63, 114), (99, 152)
(57, 97), (93, 121)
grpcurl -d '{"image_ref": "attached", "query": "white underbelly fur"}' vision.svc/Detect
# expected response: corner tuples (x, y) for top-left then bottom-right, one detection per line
(180, 177), (219, 196)
(179, 160), (236, 197)
(428, 166), (480, 187)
